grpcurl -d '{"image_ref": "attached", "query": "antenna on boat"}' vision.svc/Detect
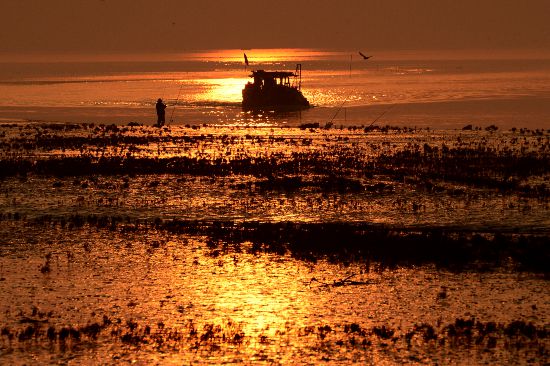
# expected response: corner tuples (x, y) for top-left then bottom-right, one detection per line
(295, 64), (302, 91)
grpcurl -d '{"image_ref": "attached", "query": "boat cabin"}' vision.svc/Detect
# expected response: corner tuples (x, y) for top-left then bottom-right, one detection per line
(242, 64), (310, 110)
(251, 71), (295, 90)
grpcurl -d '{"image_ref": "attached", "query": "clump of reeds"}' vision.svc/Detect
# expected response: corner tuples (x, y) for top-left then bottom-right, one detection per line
(2, 310), (546, 361)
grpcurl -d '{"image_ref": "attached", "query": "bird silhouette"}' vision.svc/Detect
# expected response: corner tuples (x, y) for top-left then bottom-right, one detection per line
(358, 51), (372, 60)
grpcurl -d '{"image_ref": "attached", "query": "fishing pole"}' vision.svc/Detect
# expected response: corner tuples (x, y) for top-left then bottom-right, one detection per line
(328, 99), (347, 125)
(169, 81), (185, 125)
(367, 104), (396, 128)
(160, 80), (169, 101)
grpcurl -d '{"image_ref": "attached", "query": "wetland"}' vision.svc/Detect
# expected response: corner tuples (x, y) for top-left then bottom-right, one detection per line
(0, 122), (548, 364)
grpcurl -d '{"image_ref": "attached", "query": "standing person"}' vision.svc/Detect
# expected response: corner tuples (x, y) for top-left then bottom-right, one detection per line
(155, 98), (167, 127)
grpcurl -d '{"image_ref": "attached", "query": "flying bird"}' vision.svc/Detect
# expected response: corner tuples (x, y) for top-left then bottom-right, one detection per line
(358, 51), (372, 60)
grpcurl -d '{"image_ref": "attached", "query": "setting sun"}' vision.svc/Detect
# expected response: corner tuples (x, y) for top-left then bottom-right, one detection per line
(186, 48), (342, 63)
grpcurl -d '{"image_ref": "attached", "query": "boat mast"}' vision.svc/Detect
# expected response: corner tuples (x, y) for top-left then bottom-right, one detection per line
(295, 64), (302, 91)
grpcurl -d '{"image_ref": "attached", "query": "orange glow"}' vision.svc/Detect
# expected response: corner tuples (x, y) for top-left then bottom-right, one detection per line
(205, 254), (311, 336)
(186, 48), (343, 63)
(196, 77), (248, 103)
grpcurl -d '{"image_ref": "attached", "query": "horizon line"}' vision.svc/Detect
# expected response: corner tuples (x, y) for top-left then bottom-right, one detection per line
(1, 47), (550, 63)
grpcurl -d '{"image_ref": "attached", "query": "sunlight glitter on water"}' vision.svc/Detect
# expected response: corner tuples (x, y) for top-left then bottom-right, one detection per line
(195, 77), (249, 104)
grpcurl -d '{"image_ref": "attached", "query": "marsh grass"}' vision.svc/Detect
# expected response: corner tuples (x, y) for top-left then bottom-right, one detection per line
(1, 309), (547, 363)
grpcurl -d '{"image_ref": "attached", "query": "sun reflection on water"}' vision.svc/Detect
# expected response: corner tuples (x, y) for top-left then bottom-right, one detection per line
(195, 77), (248, 104)
(199, 253), (312, 337)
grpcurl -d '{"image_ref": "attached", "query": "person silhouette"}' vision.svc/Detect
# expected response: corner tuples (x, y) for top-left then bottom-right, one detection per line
(155, 98), (167, 126)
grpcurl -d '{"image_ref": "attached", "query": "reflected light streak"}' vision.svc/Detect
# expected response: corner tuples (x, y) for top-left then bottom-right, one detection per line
(195, 77), (248, 103)
(204, 254), (311, 336)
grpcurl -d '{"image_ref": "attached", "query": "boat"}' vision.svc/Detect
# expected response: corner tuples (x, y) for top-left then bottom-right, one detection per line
(242, 64), (310, 111)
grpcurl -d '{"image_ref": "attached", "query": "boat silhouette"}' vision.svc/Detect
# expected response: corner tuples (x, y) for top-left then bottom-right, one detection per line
(242, 64), (310, 111)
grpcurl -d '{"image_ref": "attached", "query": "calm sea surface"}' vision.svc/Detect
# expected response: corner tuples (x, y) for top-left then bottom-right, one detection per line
(1, 49), (550, 128)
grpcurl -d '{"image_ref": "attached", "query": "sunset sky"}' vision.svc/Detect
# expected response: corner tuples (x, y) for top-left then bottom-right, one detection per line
(1, 0), (549, 57)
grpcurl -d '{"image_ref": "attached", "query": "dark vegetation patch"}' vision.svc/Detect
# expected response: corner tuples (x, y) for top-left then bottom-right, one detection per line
(0, 124), (548, 197)
(6, 214), (548, 273)
(1, 310), (547, 359)
(159, 220), (550, 273)
(378, 144), (550, 193)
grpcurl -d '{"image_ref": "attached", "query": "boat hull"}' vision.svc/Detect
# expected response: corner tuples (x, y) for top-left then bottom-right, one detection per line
(242, 83), (310, 111)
